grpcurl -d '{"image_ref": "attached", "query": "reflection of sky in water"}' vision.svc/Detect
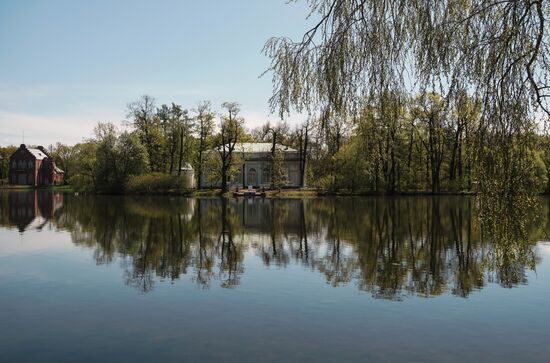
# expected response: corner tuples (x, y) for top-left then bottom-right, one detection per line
(1, 194), (550, 362)
(538, 241), (550, 254)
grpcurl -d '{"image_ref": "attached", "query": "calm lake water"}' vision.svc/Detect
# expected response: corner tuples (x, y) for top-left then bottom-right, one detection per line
(1, 191), (549, 362)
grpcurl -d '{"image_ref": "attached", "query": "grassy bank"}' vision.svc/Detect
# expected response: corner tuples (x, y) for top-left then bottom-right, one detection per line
(317, 189), (477, 196)
(262, 189), (318, 198)
(124, 173), (193, 195)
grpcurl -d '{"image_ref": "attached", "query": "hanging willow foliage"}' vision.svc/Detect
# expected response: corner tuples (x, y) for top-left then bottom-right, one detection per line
(264, 0), (549, 199)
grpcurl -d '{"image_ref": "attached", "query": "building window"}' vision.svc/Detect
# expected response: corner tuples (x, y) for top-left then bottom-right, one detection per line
(12, 160), (16, 168)
(262, 168), (270, 184)
(28, 161), (33, 169)
(235, 169), (242, 184)
(247, 168), (257, 186)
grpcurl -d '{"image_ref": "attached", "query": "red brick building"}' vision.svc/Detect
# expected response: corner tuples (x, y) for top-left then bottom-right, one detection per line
(8, 144), (65, 186)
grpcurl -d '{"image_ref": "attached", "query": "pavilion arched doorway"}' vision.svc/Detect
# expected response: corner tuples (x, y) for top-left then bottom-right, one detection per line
(247, 168), (257, 186)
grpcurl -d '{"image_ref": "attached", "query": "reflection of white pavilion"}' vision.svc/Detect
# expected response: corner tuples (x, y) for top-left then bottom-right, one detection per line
(229, 198), (302, 233)
(181, 198), (196, 222)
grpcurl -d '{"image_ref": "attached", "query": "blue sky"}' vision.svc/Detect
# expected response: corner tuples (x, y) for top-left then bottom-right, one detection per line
(0, 0), (313, 146)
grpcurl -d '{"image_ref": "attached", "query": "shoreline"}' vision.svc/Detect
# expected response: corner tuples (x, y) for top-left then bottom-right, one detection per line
(3, 185), (547, 198)
(0, 185), (475, 197)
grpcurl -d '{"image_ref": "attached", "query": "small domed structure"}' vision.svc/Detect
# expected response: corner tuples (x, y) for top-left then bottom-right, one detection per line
(173, 163), (195, 189)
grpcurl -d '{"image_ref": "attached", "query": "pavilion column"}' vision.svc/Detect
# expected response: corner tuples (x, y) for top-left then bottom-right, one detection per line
(242, 163), (245, 189)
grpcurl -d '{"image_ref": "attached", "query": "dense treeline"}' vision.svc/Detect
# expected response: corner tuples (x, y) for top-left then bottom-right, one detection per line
(264, 0), (549, 201)
(1, 91), (549, 194)
(0, 145), (17, 182)
(302, 91), (548, 194)
(46, 97), (252, 193)
(45, 96), (215, 193)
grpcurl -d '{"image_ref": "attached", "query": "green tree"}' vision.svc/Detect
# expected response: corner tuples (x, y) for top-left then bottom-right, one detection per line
(0, 145), (17, 183)
(94, 122), (118, 191)
(50, 142), (75, 180)
(264, 0), (550, 197)
(69, 123), (149, 193)
(215, 102), (244, 193)
(261, 121), (289, 188)
(127, 95), (164, 172)
(114, 132), (150, 188)
(410, 93), (449, 193)
(333, 135), (368, 193)
(271, 149), (287, 190)
(201, 151), (222, 188)
(194, 101), (215, 188)
(155, 103), (172, 173)
(70, 141), (99, 192)
(288, 120), (310, 188)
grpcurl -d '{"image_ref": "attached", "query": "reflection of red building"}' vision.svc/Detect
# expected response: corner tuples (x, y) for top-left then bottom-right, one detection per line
(8, 144), (64, 186)
(7, 191), (64, 232)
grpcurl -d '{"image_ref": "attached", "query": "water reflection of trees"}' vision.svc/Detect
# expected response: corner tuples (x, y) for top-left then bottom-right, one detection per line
(1, 192), (545, 297)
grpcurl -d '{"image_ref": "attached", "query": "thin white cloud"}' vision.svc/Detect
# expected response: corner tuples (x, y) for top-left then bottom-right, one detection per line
(0, 84), (61, 99)
(0, 109), (122, 146)
(0, 82), (223, 102)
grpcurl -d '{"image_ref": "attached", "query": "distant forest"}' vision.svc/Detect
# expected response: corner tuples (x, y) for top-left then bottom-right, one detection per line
(0, 92), (549, 195)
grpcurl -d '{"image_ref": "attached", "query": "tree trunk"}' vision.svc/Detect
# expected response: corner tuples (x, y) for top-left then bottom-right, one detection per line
(169, 134), (175, 174)
(300, 126), (308, 188)
(449, 126), (462, 181)
(197, 149), (203, 189)
(178, 128), (184, 177)
(270, 132), (277, 189)
(221, 163), (228, 193)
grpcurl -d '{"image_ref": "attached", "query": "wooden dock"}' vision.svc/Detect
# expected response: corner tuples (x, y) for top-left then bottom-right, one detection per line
(233, 189), (266, 197)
